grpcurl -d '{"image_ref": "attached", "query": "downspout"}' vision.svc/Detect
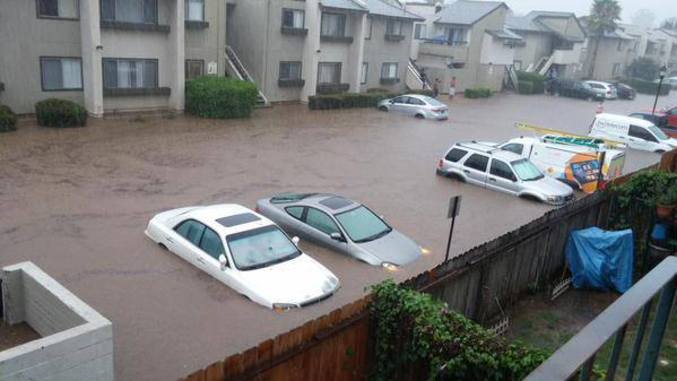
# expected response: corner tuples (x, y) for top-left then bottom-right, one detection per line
(262, 0), (271, 95)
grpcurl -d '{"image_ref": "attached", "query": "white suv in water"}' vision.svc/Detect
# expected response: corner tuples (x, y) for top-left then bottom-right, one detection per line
(436, 142), (575, 205)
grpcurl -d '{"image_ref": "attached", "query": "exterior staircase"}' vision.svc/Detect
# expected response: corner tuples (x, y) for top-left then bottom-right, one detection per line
(225, 45), (269, 107)
(406, 59), (431, 91)
(505, 65), (519, 90)
(537, 55), (554, 76)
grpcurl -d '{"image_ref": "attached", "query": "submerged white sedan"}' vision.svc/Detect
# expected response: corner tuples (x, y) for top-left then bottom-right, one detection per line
(145, 204), (340, 310)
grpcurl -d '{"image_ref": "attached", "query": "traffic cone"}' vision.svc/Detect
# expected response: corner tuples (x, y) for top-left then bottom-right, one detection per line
(595, 102), (604, 114)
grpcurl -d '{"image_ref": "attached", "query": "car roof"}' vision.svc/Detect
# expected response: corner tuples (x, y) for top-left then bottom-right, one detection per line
(185, 204), (274, 236)
(585, 80), (609, 85)
(453, 141), (523, 161)
(595, 113), (655, 128)
(271, 193), (360, 214)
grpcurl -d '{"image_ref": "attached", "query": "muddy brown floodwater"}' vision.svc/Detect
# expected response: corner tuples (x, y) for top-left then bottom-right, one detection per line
(0, 92), (671, 380)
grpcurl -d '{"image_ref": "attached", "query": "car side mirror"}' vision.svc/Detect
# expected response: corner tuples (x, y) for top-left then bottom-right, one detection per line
(292, 236), (300, 246)
(218, 254), (228, 271)
(389, 100), (395, 104)
(330, 232), (345, 242)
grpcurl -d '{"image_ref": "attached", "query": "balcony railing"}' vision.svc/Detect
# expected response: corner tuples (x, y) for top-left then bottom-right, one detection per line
(525, 256), (677, 381)
(418, 41), (469, 63)
(385, 34), (405, 42)
(316, 83), (349, 94)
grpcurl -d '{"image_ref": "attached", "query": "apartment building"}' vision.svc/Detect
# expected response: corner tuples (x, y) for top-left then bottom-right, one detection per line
(412, 1), (520, 92)
(225, 0), (422, 102)
(579, 17), (640, 80)
(505, 11), (586, 78)
(0, 0), (227, 116)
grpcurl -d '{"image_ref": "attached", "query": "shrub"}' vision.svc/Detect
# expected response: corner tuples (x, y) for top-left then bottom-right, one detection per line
(185, 76), (258, 119)
(625, 57), (660, 81)
(621, 77), (671, 95)
(464, 87), (493, 98)
(516, 71), (546, 94)
(516, 71), (546, 83)
(609, 169), (677, 229)
(0, 104), (18, 132)
(35, 98), (87, 128)
(518, 80), (534, 95)
(308, 92), (392, 110)
(371, 280), (550, 381)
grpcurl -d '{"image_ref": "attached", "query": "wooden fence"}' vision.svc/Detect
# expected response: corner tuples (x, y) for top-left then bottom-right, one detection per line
(180, 157), (676, 381)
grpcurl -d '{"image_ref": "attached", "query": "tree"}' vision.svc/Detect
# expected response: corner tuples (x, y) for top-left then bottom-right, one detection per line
(587, 0), (622, 79)
(625, 57), (660, 81)
(661, 17), (677, 30)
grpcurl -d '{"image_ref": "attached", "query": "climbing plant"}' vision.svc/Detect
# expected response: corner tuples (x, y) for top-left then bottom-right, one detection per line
(370, 280), (550, 381)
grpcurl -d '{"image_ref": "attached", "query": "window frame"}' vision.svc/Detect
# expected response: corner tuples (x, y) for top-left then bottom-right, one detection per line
(386, 19), (403, 36)
(100, 0), (159, 25)
(414, 23), (427, 40)
(285, 206), (306, 221)
(365, 17), (372, 40)
(380, 62), (399, 80)
(317, 62), (342, 85)
(185, 0), (205, 22)
(102, 57), (160, 90)
(281, 8), (305, 29)
(463, 153), (490, 172)
(279, 61), (303, 81)
(501, 143), (524, 155)
(174, 219), (207, 247)
(39, 56), (84, 92)
(321, 12), (347, 38)
(629, 125), (658, 142)
(185, 59), (205, 81)
(198, 226), (226, 260)
(445, 148), (468, 163)
(361, 62), (368, 85)
(36, 0), (80, 21)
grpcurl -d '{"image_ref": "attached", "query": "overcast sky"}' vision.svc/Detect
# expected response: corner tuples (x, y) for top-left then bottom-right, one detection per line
(503, 0), (676, 25)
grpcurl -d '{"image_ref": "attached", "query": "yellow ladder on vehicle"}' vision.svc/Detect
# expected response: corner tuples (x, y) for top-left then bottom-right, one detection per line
(514, 122), (625, 149)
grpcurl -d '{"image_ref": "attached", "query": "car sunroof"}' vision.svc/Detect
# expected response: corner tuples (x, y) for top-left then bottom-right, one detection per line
(216, 213), (261, 227)
(270, 192), (317, 204)
(319, 196), (353, 210)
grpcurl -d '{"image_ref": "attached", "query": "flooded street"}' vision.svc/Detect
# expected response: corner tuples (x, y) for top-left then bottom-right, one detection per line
(0, 92), (671, 380)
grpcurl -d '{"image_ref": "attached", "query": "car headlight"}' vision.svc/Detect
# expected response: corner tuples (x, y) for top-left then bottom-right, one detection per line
(322, 277), (340, 293)
(273, 303), (297, 312)
(381, 262), (399, 272)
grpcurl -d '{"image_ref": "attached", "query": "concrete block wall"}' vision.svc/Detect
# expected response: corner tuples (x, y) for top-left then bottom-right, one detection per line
(0, 262), (114, 381)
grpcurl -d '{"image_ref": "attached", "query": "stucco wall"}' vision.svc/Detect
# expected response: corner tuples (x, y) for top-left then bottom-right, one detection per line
(0, 0), (84, 114)
(362, 16), (412, 92)
(0, 262), (113, 381)
(512, 31), (552, 69)
(185, 0), (227, 77)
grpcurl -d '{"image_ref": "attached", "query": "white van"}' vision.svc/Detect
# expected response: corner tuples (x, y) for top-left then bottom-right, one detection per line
(497, 136), (625, 193)
(589, 113), (677, 153)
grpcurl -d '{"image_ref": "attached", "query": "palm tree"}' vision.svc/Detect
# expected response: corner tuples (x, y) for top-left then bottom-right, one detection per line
(586, 0), (622, 78)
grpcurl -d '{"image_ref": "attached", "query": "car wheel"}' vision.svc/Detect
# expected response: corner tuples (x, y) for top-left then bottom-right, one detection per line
(378, 106), (388, 112)
(655, 150), (666, 154)
(158, 243), (168, 250)
(519, 194), (542, 203)
(415, 114), (425, 119)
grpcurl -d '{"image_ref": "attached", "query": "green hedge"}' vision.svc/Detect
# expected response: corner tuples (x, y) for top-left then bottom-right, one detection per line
(516, 71), (546, 95)
(35, 99), (87, 128)
(309, 92), (391, 110)
(371, 280), (550, 381)
(518, 80), (534, 95)
(464, 87), (493, 98)
(621, 77), (671, 95)
(185, 76), (258, 119)
(516, 71), (546, 83)
(0, 105), (18, 133)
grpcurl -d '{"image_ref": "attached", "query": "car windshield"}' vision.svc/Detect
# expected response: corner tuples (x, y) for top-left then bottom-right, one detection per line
(420, 96), (445, 107)
(335, 206), (392, 243)
(647, 124), (669, 141)
(512, 159), (544, 181)
(226, 226), (300, 271)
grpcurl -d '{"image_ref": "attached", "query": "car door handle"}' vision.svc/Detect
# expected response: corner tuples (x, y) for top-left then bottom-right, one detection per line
(463, 170), (470, 174)
(166, 237), (174, 243)
(196, 257), (205, 264)
(488, 177), (496, 182)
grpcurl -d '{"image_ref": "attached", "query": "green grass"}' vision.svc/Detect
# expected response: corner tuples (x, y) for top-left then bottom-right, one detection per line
(509, 293), (677, 381)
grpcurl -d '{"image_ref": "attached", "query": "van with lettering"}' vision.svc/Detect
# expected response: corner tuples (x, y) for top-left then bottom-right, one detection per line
(588, 113), (677, 153)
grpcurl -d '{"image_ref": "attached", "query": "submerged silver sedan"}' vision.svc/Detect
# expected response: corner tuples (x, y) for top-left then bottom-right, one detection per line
(256, 194), (423, 269)
(377, 94), (448, 120)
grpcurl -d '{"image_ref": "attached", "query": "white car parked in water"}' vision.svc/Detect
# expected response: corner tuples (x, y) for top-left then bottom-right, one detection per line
(145, 204), (340, 310)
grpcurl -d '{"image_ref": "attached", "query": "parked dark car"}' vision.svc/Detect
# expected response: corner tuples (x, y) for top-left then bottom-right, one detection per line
(548, 78), (603, 101)
(628, 112), (667, 127)
(611, 82), (636, 100)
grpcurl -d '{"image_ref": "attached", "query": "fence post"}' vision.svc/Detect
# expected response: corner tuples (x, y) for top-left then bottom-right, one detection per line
(637, 278), (677, 381)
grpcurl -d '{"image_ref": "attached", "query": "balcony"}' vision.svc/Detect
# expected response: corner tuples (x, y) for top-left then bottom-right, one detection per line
(418, 41), (469, 63)
(320, 35), (353, 44)
(552, 49), (581, 65)
(385, 34), (405, 42)
(525, 257), (677, 381)
(281, 26), (308, 36)
(100, 20), (170, 33)
(316, 83), (349, 94)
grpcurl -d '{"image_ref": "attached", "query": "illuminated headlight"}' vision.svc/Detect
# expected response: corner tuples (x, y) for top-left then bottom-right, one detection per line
(381, 262), (399, 272)
(273, 303), (297, 312)
(420, 247), (431, 255)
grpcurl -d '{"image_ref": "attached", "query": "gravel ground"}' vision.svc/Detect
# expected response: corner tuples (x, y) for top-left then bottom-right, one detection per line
(0, 91), (673, 380)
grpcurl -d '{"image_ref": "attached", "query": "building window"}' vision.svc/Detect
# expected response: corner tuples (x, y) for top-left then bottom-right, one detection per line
(318, 62), (341, 84)
(40, 57), (83, 91)
(361, 62), (368, 84)
(37, 0), (79, 19)
(414, 23), (427, 40)
(321, 13), (346, 37)
(365, 18), (372, 39)
(386, 19), (402, 36)
(381, 63), (398, 79)
(446, 27), (467, 44)
(103, 58), (158, 89)
(101, 0), (158, 24)
(186, 0), (204, 21)
(612, 63), (622, 77)
(282, 8), (304, 29)
(617, 40), (623, 52)
(279, 62), (302, 81)
(185, 60), (204, 80)
(513, 60), (522, 70)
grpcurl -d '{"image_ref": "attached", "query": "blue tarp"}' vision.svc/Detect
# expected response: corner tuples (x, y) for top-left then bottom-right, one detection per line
(565, 227), (634, 293)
